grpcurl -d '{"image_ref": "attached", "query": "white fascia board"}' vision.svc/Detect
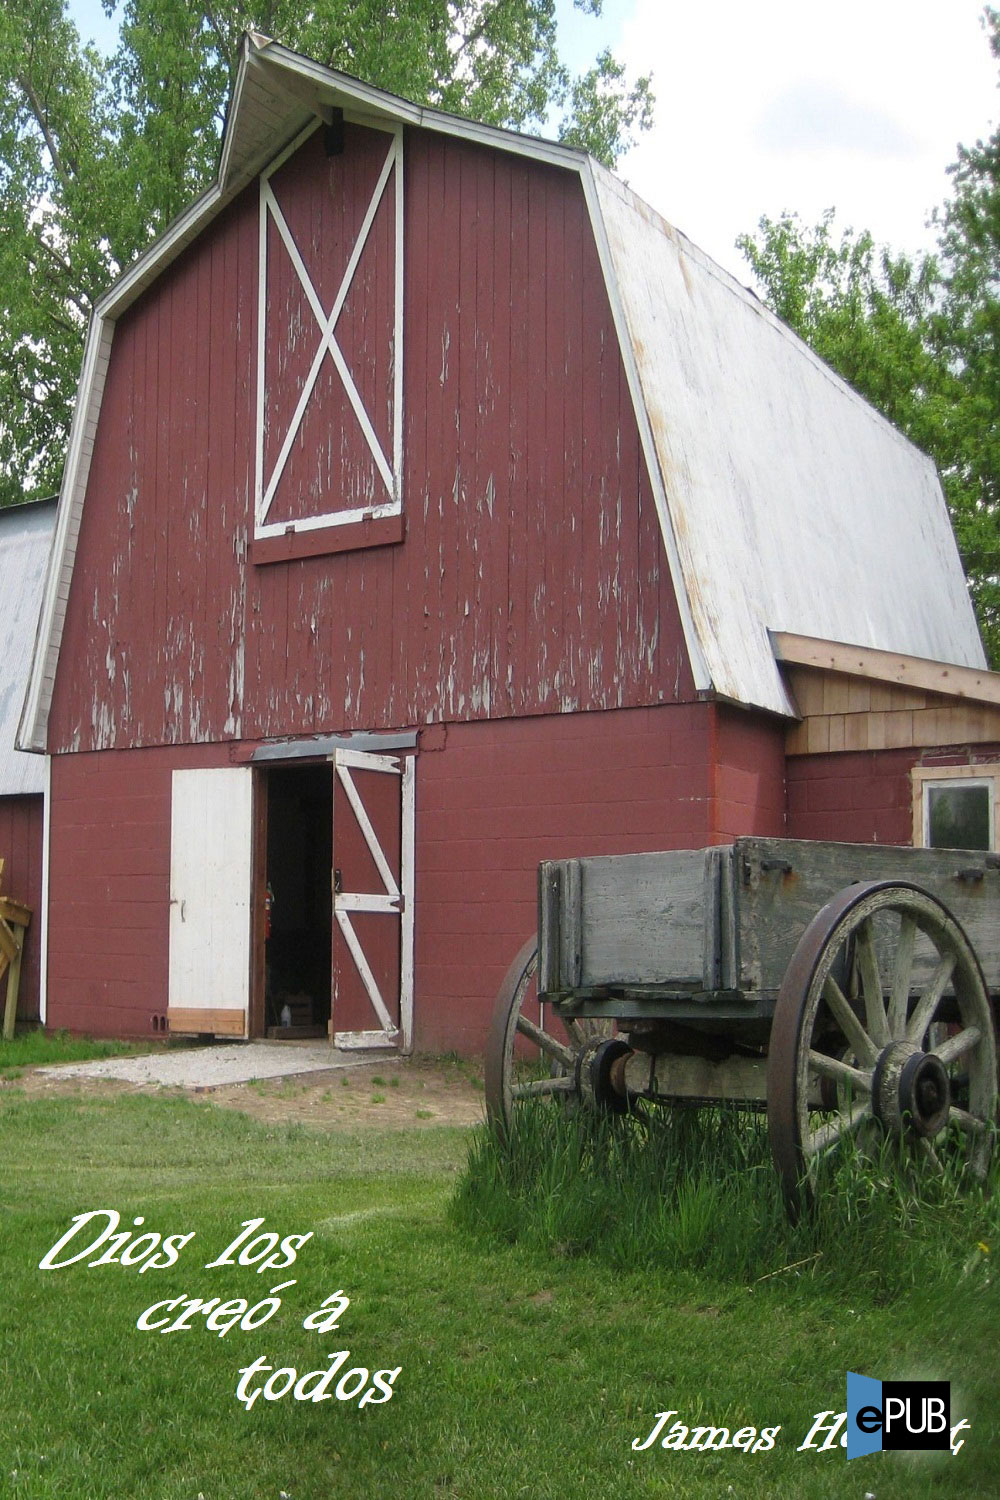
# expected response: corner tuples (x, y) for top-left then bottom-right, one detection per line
(578, 158), (714, 698)
(252, 41), (587, 172)
(18, 315), (116, 752)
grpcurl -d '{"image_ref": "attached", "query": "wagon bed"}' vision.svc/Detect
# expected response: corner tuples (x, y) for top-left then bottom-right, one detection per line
(486, 838), (1000, 1215)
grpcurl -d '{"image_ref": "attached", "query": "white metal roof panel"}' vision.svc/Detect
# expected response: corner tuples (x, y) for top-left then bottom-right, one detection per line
(591, 167), (986, 716)
(0, 499), (54, 793)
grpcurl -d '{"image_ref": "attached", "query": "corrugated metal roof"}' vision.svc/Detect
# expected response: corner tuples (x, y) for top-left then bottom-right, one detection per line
(0, 498), (54, 792)
(18, 39), (990, 745)
(589, 168), (986, 716)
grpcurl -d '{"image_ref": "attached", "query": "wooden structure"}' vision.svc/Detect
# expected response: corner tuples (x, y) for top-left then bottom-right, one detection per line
(0, 499), (54, 1028)
(15, 35), (1000, 1053)
(486, 839), (998, 1212)
(0, 860), (32, 1040)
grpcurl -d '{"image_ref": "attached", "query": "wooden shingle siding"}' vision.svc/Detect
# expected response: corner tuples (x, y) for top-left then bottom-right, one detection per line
(785, 666), (1000, 756)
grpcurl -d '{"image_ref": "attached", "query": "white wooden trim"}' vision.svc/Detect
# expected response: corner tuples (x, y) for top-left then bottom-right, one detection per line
(255, 173), (268, 532)
(400, 754), (415, 1054)
(393, 130), (404, 491)
(334, 748), (401, 773)
(334, 762), (400, 897)
(255, 43), (585, 169)
(334, 1027), (399, 1050)
(911, 763), (1000, 850)
(18, 316), (116, 753)
(255, 499), (400, 538)
(334, 907), (395, 1031)
(335, 892), (401, 913)
(38, 753), (51, 1024)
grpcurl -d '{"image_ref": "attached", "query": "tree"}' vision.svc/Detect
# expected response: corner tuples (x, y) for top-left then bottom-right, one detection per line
(0, 0), (653, 507)
(738, 12), (1000, 663)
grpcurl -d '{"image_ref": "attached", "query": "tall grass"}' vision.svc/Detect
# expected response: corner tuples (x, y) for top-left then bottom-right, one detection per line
(452, 1102), (999, 1299)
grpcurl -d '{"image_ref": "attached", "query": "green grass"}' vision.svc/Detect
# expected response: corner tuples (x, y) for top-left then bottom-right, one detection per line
(1, 1087), (997, 1498)
(453, 1102), (1000, 1296)
(0, 1028), (149, 1077)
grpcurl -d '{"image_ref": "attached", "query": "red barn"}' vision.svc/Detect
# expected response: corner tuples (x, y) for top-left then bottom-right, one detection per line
(18, 35), (1000, 1051)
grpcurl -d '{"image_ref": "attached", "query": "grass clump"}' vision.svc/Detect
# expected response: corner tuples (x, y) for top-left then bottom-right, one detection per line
(0, 1028), (145, 1076)
(452, 1101), (999, 1300)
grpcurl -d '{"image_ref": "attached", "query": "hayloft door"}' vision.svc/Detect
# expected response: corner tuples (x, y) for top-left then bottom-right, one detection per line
(168, 767), (253, 1038)
(331, 749), (414, 1052)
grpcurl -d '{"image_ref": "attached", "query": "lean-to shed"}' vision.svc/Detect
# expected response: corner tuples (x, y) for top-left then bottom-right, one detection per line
(18, 35), (1000, 1050)
(1, 497), (55, 1025)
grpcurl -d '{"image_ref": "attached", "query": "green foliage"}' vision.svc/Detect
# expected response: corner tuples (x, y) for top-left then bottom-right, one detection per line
(738, 13), (1000, 664)
(0, 0), (652, 509)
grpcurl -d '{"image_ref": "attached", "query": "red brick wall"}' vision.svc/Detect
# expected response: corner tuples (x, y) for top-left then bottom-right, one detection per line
(0, 794), (44, 1023)
(47, 745), (218, 1037)
(787, 748), (925, 845)
(710, 705), (787, 842)
(47, 703), (725, 1049)
(415, 703), (716, 1051)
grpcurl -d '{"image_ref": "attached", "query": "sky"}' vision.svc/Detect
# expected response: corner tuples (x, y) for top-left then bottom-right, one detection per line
(68, 0), (1000, 280)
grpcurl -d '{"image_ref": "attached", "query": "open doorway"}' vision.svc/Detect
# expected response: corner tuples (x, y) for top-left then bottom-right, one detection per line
(263, 763), (332, 1037)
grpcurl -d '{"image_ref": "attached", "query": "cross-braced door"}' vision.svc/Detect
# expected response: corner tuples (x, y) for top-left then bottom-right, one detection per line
(331, 749), (414, 1051)
(255, 119), (403, 537)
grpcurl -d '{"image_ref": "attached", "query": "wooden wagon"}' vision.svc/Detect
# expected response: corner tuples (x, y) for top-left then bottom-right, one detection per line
(485, 838), (999, 1213)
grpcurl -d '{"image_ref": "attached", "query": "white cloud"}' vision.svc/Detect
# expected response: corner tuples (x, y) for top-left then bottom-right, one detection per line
(614, 0), (999, 277)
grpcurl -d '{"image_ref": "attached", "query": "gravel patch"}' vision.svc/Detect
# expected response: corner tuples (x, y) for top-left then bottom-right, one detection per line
(36, 1041), (381, 1090)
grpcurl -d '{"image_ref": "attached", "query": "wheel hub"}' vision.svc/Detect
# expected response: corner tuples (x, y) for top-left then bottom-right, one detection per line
(872, 1042), (951, 1138)
(576, 1036), (631, 1113)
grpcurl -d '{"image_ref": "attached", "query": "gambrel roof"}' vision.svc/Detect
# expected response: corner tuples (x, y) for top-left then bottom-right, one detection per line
(18, 34), (985, 749)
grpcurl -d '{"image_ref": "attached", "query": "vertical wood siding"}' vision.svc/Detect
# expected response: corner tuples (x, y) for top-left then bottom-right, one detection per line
(0, 794), (44, 1022)
(47, 129), (692, 755)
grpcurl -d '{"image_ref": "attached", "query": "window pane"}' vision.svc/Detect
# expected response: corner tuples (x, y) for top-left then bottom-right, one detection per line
(927, 784), (991, 850)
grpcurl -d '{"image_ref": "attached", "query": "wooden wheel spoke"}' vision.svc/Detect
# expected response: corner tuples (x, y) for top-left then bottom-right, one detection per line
(562, 1016), (588, 1048)
(770, 883), (997, 1221)
(905, 953), (956, 1045)
(806, 1049), (873, 1093)
(511, 1076), (577, 1099)
(821, 975), (878, 1067)
(888, 913), (917, 1037)
(931, 1025), (982, 1067)
(948, 1105), (992, 1136)
(514, 1012), (577, 1069)
(804, 1099), (871, 1157)
(855, 919), (890, 1047)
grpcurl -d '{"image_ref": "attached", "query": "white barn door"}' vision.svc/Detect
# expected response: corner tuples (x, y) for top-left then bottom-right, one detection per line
(168, 767), (253, 1037)
(331, 749), (414, 1052)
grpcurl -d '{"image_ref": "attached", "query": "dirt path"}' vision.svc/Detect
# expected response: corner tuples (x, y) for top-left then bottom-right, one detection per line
(4, 1055), (487, 1131)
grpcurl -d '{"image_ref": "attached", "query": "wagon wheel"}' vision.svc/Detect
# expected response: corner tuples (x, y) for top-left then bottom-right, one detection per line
(484, 937), (622, 1133)
(767, 881), (997, 1219)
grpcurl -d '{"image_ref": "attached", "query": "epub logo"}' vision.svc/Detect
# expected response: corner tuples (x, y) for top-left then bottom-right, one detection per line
(847, 1372), (950, 1459)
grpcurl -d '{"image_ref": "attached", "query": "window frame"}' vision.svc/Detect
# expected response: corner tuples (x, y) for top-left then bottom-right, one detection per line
(911, 763), (1000, 851)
